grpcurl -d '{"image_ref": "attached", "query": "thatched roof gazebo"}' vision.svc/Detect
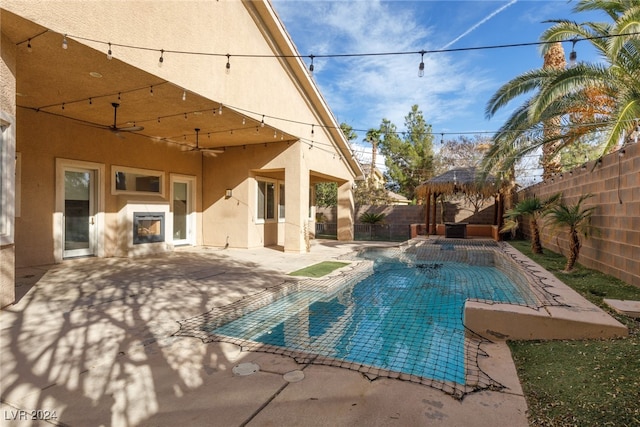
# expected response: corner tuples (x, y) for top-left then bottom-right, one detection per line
(416, 166), (504, 238)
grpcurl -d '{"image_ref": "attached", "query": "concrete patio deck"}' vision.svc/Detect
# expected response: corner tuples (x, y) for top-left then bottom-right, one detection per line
(0, 239), (622, 426)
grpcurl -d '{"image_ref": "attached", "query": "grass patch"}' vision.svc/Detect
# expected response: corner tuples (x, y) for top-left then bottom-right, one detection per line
(288, 261), (349, 278)
(507, 239), (640, 426)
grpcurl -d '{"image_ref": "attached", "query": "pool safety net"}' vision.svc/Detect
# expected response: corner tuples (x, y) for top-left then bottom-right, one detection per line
(175, 240), (563, 400)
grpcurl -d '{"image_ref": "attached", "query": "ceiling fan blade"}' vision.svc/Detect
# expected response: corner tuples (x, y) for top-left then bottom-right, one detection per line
(203, 148), (224, 154)
(117, 125), (144, 132)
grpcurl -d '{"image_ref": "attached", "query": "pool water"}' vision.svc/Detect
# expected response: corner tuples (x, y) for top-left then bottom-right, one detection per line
(209, 258), (536, 385)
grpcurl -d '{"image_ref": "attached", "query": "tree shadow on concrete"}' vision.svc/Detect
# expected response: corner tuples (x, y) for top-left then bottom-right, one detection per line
(1, 251), (292, 426)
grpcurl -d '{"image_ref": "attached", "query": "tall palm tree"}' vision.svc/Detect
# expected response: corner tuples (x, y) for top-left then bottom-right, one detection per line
(483, 0), (640, 177)
(500, 193), (560, 254)
(546, 194), (598, 272)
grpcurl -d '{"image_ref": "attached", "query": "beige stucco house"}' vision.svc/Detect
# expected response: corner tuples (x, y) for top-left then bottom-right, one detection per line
(0, 1), (362, 307)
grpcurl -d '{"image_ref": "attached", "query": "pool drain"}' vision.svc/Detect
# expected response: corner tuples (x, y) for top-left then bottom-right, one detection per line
(232, 362), (260, 376)
(283, 370), (305, 383)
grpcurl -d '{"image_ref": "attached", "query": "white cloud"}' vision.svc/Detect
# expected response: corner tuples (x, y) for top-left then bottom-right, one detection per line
(273, 1), (523, 135)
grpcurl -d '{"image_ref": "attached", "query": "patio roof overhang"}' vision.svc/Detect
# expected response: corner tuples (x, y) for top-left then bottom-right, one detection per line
(3, 9), (300, 151)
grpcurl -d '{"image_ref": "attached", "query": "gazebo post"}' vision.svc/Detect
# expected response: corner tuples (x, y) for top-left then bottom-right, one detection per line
(431, 192), (439, 235)
(425, 189), (431, 235)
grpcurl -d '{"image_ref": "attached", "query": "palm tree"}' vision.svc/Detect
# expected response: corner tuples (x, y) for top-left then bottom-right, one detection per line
(500, 194), (560, 254)
(546, 194), (598, 272)
(483, 0), (640, 178)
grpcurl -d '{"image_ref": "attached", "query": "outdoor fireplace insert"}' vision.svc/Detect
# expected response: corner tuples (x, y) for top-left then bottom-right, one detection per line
(133, 212), (165, 244)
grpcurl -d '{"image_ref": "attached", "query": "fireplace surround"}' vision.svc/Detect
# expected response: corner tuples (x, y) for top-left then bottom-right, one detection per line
(133, 212), (165, 245)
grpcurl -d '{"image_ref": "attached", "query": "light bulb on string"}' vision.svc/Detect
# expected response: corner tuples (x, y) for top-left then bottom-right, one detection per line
(27, 39), (32, 53)
(569, 39), (577, 67)
(62, 34), (68, 49)
(218, 105), (223, 115)
(309, 55), (315, 75)
(158, 49), (164, 67)
(150, 86), (154, 96)
(242, 118), (246, 125)
(182, 91), (186, 101)
(107, 42), (112, 60)
(226, 54), (231, 74)
(261, 115), (265, 127)
(418, 51), (425, 77)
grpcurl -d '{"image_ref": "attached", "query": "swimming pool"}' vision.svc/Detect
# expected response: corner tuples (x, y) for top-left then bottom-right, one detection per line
(178, 241), (555, 398)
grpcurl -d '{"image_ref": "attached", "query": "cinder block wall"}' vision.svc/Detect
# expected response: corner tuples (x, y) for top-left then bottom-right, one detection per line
(521, 142), (639, 287)
(317, 205), (426, 225)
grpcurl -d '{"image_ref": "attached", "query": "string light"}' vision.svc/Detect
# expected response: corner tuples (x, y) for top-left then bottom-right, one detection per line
(569, 39), (577, 67)
(218, 105), (223, 115)
(107, 42), (112, 60)
(62, 29), (640, 70)
(261, 115), (265, 127)
(309, 55), (315, 75)
(226, 54), (231, 74)
(158, 49), (164, 67)
(182, 90), (186, 101)
(418, 50), (425, 78)
(27, 39), (32, 53)
(150, 86), (154, 96)
(62, 34), (68, 49)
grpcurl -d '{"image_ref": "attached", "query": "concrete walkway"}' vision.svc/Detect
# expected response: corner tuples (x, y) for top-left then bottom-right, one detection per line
(2, 241), (533, 426)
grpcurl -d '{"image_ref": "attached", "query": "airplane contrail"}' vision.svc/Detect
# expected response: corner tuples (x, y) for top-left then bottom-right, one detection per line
(440, 0), (518, 50)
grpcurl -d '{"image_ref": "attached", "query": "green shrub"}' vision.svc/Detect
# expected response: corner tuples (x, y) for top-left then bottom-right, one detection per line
(359, 212), (386, 224)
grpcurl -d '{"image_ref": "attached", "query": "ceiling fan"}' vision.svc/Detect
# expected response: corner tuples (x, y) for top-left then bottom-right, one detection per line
(184, 128), (225, 156)
(109, 102), (144, 133)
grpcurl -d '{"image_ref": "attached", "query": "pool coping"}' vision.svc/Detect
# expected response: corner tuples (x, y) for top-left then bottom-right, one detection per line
(464, 243), (628, 341)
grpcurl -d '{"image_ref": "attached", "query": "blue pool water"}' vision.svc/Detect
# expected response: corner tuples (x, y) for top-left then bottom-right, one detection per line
(210, 258), (535, 385)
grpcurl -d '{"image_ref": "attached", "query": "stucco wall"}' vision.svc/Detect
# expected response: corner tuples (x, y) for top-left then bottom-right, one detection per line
(1, 30), (17, 307)
(521, 142), (639, 287)
(15, 108), (204, 266)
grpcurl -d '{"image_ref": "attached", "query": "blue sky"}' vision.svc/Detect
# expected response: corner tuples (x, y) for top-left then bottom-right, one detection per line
(273, 0), (602, 170)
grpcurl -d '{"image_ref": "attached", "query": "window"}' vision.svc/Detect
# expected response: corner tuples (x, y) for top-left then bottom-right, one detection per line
(0, 113), (16, 246)
(278, 183), (285, 220)
(112, 166), (164, 196)
(257, 179), (276, 221)
(256, 178), (287, 223)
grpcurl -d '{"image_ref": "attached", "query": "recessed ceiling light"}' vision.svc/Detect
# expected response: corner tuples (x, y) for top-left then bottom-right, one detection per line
(89, 71), (103, 78)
